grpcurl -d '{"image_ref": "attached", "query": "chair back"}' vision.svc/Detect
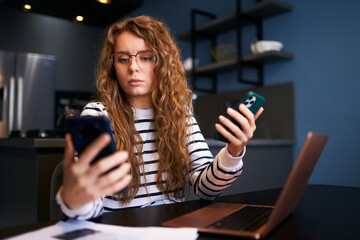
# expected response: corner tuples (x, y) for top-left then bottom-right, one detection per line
(50, 161), (65, 220)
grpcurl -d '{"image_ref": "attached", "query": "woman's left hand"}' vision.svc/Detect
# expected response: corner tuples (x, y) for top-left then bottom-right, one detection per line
(215, 104), (264, 157)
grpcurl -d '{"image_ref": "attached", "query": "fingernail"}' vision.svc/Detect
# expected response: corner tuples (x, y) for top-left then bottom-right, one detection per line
(227, 107), (234, 113)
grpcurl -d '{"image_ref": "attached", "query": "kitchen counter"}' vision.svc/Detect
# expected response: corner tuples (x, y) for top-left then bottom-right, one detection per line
(0, 137), (295, 149)
(206, 138), (296, 148)
(0, 138), (66, 148)
(0, 138), (65, 229)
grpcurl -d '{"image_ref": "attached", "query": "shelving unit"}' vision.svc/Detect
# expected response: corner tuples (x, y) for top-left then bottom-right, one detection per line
(179, 0), (294, 92)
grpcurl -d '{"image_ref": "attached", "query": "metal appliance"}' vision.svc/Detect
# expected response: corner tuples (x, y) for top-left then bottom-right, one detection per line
(0, 50), (56, 138)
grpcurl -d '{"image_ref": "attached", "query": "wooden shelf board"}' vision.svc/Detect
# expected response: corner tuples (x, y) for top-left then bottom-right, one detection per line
(193, 51), (293, 75)
(243, 50), (294, 63)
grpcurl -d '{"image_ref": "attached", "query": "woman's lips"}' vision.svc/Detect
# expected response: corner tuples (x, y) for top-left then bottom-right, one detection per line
(129, 79), (143, 86)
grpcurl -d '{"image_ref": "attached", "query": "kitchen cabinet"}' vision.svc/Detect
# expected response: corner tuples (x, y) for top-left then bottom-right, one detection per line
(0, 138), (65, 228)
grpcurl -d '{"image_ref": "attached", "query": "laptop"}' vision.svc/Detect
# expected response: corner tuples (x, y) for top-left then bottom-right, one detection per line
(162, 131), (329, 239)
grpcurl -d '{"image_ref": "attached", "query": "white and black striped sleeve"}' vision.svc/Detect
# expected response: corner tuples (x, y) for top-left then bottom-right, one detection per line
(80, 102), (108, 117)
(55, 187), (104, 220)
(187, 116), (244, 200)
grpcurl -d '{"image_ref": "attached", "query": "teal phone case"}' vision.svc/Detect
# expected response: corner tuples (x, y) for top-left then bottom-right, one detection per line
(213, 91), (265, 143)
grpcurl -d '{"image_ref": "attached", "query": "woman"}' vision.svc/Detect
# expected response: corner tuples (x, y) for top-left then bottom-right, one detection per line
(56, 15), (263, 220)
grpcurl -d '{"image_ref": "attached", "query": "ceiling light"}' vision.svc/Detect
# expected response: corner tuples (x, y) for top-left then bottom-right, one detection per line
(23, 4), (31, 11)
(96, 0), (112, 4)
(75, 15), (84, 22)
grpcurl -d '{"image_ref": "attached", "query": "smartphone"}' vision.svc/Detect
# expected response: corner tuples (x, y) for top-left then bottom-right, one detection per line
(214, 91), (265, 143)
(54, 228), (100, 240)
(66, 116), (117, 165)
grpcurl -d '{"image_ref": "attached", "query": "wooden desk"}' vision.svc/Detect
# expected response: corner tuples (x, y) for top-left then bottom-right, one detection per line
(1, 185), (359, 239)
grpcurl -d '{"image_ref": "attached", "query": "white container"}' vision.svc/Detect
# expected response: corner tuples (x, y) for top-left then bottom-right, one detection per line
(251, 40), (283, 54)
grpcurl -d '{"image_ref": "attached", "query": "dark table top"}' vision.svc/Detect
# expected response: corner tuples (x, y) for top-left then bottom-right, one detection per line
(1, 184), (360, 239)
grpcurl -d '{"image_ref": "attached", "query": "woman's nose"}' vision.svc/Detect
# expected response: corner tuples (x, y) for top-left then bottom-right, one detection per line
(128, 56), (140, 71)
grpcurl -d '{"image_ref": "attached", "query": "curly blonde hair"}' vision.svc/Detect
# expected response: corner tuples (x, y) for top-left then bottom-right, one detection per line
(95, 15), (193, 203)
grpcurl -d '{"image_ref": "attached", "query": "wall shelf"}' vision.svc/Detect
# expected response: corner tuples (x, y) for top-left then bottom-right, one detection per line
(180, 0), (293, 92)
(178, 1), (292, 41)
(191, 50), (294, 76)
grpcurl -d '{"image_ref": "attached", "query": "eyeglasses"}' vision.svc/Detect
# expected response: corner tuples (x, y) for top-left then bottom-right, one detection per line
(111, 50), (156, 68)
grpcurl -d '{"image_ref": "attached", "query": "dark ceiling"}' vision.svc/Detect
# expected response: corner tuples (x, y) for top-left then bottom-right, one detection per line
(0, 0), (143, 28)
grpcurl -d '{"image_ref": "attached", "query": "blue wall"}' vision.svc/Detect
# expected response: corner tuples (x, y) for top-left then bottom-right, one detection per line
(128, 0), (360, 187)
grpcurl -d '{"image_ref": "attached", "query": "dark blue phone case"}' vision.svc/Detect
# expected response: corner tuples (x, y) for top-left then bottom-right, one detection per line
(66, 116), (126, 193)
(66, 116), (117, 165)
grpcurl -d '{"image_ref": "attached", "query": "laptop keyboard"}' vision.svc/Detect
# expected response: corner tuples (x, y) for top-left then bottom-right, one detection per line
(207, 206), (273, 232)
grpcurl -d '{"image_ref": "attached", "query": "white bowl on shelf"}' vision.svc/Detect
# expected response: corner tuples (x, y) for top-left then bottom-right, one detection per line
(251, 40), (283, 54)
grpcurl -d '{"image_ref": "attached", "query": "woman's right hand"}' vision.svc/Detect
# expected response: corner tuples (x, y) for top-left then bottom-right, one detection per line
(60, 133), (132, 210)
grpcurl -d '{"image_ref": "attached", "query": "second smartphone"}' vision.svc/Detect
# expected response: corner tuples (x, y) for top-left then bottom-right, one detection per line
(214, 91), (265, 143)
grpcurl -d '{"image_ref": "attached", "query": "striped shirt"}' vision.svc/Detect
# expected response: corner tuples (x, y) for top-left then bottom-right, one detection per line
(56, 102), (245, 220)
